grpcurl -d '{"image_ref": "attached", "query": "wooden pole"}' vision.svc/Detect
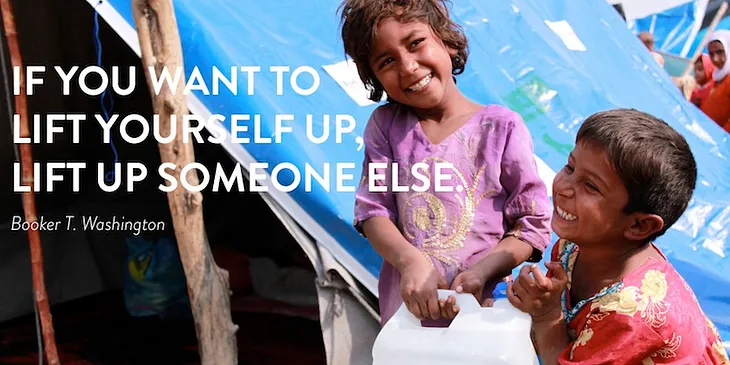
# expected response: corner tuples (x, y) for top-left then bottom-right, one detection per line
(0, 1), (60, 365)
(131, 1), (238, 364)
(682, 1), (728, 77)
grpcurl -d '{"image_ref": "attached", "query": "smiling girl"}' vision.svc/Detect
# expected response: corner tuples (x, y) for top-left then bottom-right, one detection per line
(339, 0), (552, 325)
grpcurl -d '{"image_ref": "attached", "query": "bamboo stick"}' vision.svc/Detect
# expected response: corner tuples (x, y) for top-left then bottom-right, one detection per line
(0, 0), (60, 364)
(682, 1), (728, 77)
(131, 1), (238, 364)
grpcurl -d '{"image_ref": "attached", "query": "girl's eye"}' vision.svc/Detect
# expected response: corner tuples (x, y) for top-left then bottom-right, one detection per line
(563, 164), (574, 173)
(379, 57), (394, 69)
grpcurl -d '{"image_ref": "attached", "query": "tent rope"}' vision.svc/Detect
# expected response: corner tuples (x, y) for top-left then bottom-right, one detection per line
(93, 0), (118, 183)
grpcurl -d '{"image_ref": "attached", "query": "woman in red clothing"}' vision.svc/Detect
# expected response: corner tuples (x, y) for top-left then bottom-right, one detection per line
(507, 109), (729, 364)
(691, 54), (716, 108)
(700, 30), (730, 133)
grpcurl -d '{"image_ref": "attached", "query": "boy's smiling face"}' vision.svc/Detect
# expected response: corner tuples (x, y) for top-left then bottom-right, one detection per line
(369, 18), (456, 111)
(552, 142), (650, 247)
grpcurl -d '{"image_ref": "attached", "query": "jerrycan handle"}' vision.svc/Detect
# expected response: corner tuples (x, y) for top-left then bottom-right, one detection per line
(387, 289), (482, 329)
(437, 289), (481, 313)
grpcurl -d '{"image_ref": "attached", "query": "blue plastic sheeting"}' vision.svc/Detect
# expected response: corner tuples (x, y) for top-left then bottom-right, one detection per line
(99, 0), (729, 344)
(631, 0), (705, 56)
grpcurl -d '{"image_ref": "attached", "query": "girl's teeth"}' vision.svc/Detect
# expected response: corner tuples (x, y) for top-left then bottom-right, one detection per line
(408, 74), (432, 91)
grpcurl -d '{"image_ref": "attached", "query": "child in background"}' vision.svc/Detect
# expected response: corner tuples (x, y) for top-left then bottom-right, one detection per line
(690, 54), (716, 108)
(639, 31), (665, 66)
(507, 109), (729, 364)
(339, 0), (551, 325)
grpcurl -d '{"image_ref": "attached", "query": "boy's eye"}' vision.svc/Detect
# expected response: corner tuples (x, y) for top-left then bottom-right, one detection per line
(563, 164), (574, 173)
(585, 182), (599, 192)
(409, 38), (425, 50)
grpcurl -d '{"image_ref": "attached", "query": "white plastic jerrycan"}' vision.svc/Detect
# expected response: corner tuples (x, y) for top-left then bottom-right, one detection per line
(372, 289), (539, 365)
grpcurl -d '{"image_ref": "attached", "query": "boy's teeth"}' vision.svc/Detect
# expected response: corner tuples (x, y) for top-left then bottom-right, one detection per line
(408, 74), (432, 91)
(557, 206), (577, 221)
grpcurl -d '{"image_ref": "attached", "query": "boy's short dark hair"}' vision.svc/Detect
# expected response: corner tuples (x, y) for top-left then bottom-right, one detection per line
(338, 0), (469, 102)
(577, 108), (697, 242)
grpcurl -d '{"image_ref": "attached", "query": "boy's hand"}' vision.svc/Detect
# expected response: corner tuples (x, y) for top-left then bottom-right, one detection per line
(506, 262), (568, 322)
(438, 295), (460, 319)
(400, 257), (448, 320)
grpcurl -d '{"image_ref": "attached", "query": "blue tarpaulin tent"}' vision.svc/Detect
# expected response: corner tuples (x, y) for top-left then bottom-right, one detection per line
(627, 0), (710, 57)
(627, 0), (730, 59)
(89, 0), (730, 351)
(687, 15), (730, 56)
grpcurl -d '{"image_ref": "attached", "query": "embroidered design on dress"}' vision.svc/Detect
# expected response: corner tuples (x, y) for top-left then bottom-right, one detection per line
(559, 241), (622, 324)
(642, 332), (683, 364)
(399, 118), (497, 275)
(589, 270), (670, 329)
(559, 241), (678, 362)
(531, 200), (536, 215)
(707, 316), (730, 364)
(655, 333), (682, 359)
(569, 327), (594, 360)
(400, 151), (487, 272)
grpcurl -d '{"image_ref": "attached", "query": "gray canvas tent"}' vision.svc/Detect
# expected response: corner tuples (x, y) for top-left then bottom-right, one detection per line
(0, 0), (380, 363)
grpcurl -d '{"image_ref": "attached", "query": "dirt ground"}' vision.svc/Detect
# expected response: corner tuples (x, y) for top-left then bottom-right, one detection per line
(0, 249), (326, 365)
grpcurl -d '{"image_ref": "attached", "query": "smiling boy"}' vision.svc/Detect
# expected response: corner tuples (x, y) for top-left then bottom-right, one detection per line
(507, 109), (729, 364)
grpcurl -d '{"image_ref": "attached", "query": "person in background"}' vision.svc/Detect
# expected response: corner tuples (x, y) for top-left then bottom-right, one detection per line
(340, 0), (552, 326)
(639, 31), (665, 66)
(691, 54), (716, 108)
(507, 109), (729, 364)
(700, 29), (730, 133)
(673, 74), (696, 101)
(612, 3), (626, 21)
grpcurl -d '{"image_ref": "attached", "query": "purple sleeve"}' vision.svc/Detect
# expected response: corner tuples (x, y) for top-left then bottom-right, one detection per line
(500, 113), (552, 261)
(353, 108), (397, 235)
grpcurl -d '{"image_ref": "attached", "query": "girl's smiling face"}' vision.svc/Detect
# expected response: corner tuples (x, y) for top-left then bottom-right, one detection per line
(694, 58), (707, 85)
(369, 18), (457, 112)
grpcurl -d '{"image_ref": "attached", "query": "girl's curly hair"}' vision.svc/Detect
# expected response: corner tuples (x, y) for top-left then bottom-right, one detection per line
(338, 0), (469, 102)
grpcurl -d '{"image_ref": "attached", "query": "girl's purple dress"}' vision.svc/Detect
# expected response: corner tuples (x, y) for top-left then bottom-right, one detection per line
(354, 103), (552, 325)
